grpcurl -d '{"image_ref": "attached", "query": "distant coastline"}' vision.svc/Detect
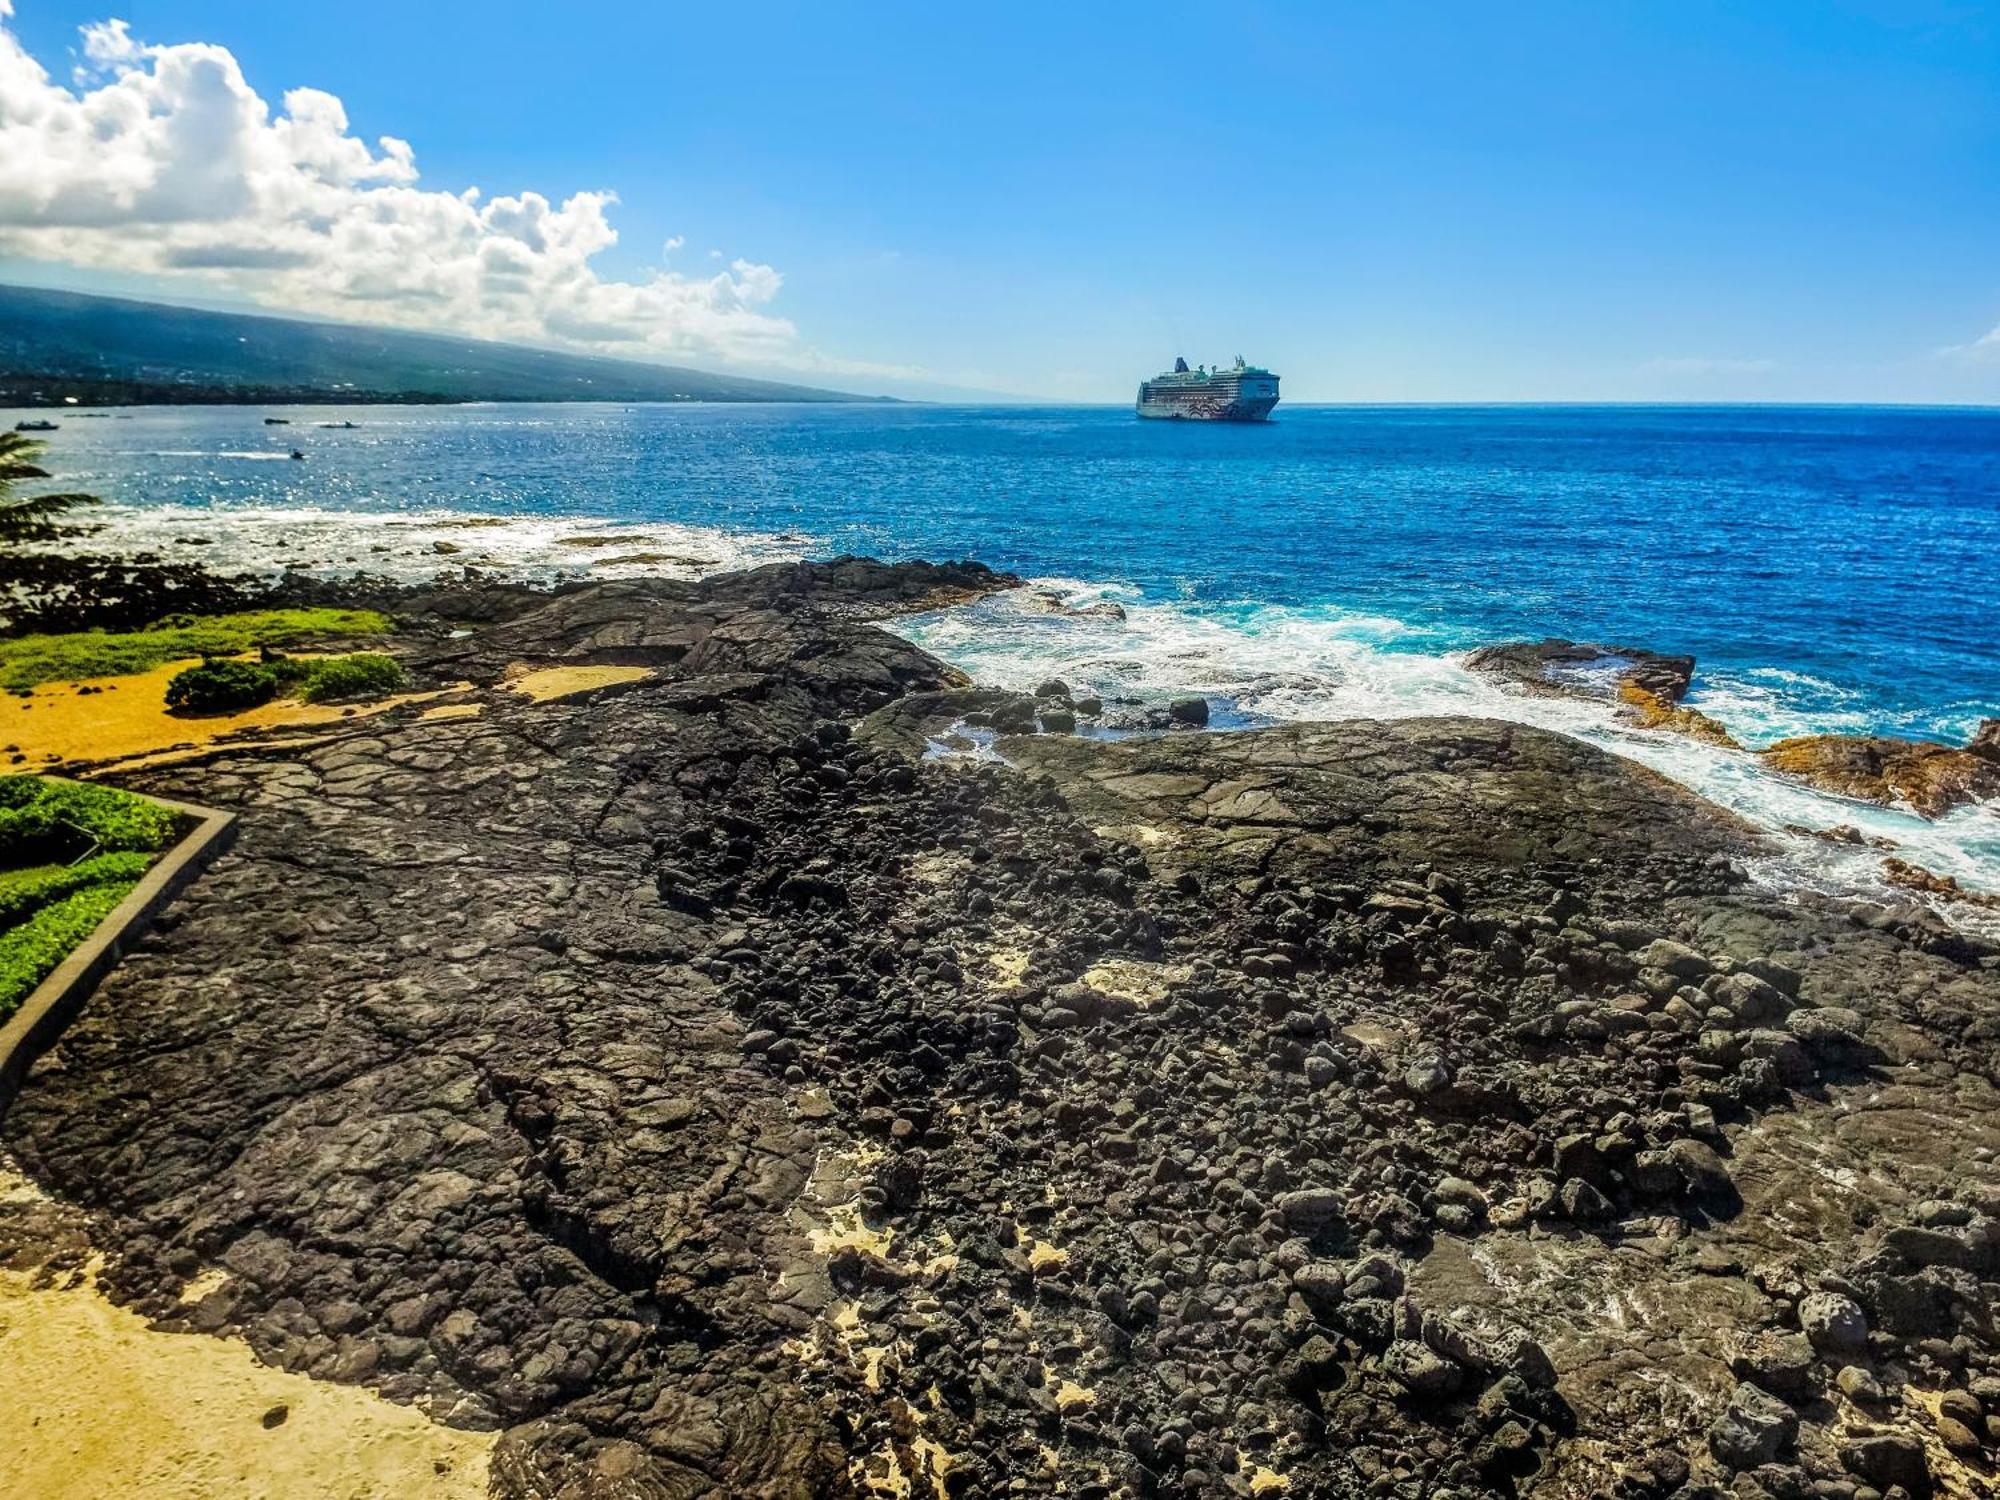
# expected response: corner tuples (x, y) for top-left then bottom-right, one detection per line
(0, 374), (906, 408)
(0, 283), (892, 407)
(0, 374), (460, 408)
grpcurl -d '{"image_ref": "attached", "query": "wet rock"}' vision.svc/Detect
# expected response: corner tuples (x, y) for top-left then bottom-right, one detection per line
(1759, 734), (2000, 819)
(1167, 696), (1210, 728)
(1465, 638), (1696, 704)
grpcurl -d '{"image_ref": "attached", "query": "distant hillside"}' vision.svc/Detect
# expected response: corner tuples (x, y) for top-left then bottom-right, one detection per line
(0, 283), (882, 406)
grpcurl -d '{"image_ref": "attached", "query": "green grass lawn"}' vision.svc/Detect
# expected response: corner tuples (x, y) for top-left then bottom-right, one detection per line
(0, 775), (185, 1017)
(0, 607), (394, 693)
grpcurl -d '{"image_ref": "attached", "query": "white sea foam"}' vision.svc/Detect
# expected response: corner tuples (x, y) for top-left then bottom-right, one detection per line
(91, 504), (816, 585)
(897, 581), (2000, 918)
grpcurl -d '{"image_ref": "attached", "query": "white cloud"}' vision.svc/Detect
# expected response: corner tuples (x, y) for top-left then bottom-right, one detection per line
(0, 8), (832, 367)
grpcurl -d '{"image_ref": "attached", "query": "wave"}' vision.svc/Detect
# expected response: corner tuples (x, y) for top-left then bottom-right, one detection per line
(144, 449), (304, 461)
(91, 503), (815, 585)
(896, 580), (2000, 915)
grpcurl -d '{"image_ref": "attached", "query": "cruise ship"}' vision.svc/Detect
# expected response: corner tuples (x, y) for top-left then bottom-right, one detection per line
(1135, 356), (1279, 422)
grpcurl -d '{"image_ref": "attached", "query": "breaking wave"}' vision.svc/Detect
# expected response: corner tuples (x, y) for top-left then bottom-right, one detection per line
(896, 580), (2000, 912)
(92, 503), (816, 585)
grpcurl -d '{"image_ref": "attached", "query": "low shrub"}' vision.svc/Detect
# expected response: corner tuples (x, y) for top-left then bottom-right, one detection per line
(165, 651), (404, 712)
(298, 652), (405, 703)
(0, 776), (181, 862)
(0, 880), (139, 1017)
(165, 657), (284, 713)
(0, 851), (153, 927)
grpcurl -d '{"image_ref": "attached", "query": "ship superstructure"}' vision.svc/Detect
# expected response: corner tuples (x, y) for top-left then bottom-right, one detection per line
(1136, 356), (1279, 421)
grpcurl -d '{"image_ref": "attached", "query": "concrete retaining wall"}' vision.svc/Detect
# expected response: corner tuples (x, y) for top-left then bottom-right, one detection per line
(0, 782), (236, 1116)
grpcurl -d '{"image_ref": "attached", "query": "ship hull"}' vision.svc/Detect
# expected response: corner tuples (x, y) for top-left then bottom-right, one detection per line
(1135, 365), (1280, 421)
(1135, 393), (1278, 422)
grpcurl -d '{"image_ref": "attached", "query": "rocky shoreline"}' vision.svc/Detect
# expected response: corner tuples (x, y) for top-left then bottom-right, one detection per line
(4, 559), (1999, 1500)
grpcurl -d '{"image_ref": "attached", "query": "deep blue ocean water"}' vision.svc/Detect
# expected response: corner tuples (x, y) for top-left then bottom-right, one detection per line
(13, 399), (2000, 895)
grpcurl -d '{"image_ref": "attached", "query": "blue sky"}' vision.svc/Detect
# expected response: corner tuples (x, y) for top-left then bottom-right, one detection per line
(2, 0), (1997, 401)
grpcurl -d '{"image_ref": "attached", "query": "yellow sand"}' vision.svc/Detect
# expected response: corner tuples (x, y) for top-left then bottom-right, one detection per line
(1080, 957), (1187, 1008)
(5, 659), (451, 767)
(0, 1265), (493, 1500)
(1052, 1380), (1096, 1414)
(504, 664), (654, 703)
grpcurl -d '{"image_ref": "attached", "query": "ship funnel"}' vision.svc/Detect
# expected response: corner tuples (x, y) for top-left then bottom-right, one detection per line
(1174, 356), (1189, 373)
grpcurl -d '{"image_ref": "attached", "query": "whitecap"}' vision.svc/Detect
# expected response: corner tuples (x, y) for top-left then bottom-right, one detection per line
(895, 580), (2000, 910)
(88, 503), (816, 585)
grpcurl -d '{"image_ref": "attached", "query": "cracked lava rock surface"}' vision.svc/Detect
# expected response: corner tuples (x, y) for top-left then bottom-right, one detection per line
(5, 558), (2000, 1500)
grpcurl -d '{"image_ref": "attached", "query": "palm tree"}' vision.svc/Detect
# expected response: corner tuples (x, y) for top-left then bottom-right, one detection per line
(0, 430), (244, 634)
(0, 428), (101, 544)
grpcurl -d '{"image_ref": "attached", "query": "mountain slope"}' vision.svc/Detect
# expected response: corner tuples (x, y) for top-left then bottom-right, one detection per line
(0, 283), (881, 405)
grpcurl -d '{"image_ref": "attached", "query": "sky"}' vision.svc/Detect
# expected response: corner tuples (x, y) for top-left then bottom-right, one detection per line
(1, 0), (1997, 403)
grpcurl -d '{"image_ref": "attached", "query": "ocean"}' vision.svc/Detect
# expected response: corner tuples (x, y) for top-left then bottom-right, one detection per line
(14, 399), (2000, 899)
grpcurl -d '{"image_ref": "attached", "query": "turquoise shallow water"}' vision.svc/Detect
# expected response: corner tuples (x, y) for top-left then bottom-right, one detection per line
(13, 399), (2000, 896)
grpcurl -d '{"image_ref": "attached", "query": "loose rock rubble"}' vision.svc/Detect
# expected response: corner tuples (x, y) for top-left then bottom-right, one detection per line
(4, 561), (1999, 1500)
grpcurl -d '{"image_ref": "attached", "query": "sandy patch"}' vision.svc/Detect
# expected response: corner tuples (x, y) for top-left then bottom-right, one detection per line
(1025, 1237), (1068, 1274)
(0, 1263), (492, 1500)
(987, 945), (1031, 983)
(1080, 957), (1187, 1009)
(1341, 1019), (1410, 1052)
(5, 659), (454, 767)
(850, 1399), (956, 1500)
(419, 702), (486, 722)
(907, 852), (967, 887)
(503, 664), (656, 703)
(1052, 1379), (1096, 1414)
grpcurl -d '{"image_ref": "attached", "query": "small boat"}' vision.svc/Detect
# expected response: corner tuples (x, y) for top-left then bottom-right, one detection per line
(289, 448), (306, 461)
(13, 419), (59, 432)
(264, 417), (291, 425)
(317, 420), (359, 429)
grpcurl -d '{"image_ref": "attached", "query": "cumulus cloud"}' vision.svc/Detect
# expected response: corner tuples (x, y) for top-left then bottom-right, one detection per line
(0, 8), (822, 366)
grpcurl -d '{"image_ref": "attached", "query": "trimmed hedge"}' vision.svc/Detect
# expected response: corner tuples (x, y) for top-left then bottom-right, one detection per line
(0, 851), (152, 927)
(0, 779), (184, 1019)
(0, 775), (182, 862)
(0, 879), (139, 1016)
